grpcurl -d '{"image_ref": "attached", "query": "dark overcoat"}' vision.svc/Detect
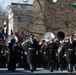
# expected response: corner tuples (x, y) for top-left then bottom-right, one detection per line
(41, 43), (49, 63)
(66, 41), (76, 64)
(56, 41), (65, 64)
(47, 42), (57, 64)
(8, 43), (18, 71)
(26, 39), (37, 64)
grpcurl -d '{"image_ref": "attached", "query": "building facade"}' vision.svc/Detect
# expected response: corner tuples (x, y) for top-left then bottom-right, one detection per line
(8, 3), (33, 35)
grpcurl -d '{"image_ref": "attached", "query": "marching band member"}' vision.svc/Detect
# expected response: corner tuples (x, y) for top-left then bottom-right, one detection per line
(66, 36), (76, 72)
(25, 35), (38, 72)
(48, 39), (57, 72)
(56, 31), (66, 71)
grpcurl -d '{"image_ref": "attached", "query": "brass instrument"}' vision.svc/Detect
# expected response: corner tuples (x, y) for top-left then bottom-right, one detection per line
(7, 35), (18, 43)
(43, 32), (55, 42)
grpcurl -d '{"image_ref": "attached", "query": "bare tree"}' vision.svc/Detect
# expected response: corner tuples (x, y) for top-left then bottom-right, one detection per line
(33, 0), (76, 34)
(0, 11), (7, 30)
(8, 0), (76, 36)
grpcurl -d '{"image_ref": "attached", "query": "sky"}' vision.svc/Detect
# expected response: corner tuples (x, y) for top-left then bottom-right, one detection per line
(0, 0), (58, 14)
(0, 0), (33, 14)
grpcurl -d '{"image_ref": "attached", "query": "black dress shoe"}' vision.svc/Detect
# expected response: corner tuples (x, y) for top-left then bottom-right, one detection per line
(70, 70), (73, 72)
(31, 69), (33, 73)
(33, 68), (36, 71)
(68, 70), (73, 72)
(50, 70), (53, 72)
(60, 69), (63, 71)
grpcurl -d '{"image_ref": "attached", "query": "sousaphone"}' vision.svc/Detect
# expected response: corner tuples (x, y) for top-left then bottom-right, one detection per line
(7, 35), (18, 43)
(43, 32), (55, 42)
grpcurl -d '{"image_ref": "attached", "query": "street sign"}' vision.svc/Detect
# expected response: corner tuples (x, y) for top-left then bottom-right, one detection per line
(72, 3), (76, 8)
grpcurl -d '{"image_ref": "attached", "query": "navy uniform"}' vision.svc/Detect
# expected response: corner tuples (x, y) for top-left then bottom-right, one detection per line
(66, 36), (76, 72)
(47, 40), (57, 72)
(56, 40), (65, 71)
(56, 31), (65, 71)
(26, 35), (37, 72)
(41, 41), (49, 69)
(8, 39), (18, 71)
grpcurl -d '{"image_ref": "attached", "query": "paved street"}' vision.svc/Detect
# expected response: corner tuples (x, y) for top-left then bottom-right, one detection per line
(0, 68), (76, 75)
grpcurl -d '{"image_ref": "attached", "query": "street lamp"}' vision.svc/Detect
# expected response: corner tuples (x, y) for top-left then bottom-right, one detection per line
(72, 3), (76, 8)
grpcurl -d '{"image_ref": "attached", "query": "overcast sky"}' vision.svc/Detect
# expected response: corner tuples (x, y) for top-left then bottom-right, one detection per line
(0, 0), (33, 13)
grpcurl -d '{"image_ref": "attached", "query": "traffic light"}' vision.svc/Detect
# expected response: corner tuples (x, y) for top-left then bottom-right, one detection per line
(23, 0), (27, 2)
(72, 3), (76, 8)
(53, 0), (58, 2)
